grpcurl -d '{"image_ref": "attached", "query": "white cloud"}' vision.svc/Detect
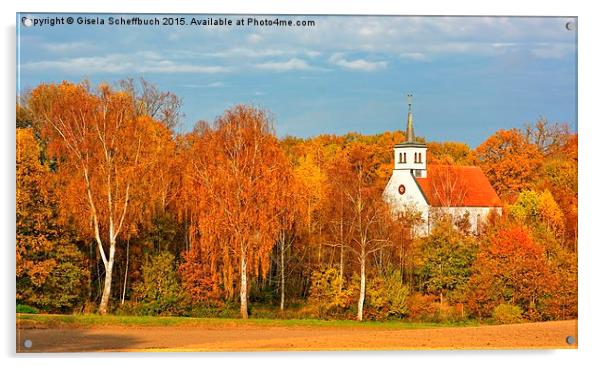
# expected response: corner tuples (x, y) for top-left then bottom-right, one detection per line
(181, 82), (225, 88)
(255, 58), (313, 72)
(305, 50), (321, 58)
(530, 42), (575, 59)
(242, 16), (574, 61)
(207, 48), (286, 58)
(329, 53), (387, 72)
(39, 41), (88, 52)
(205, 47), (320, 59)
(247, 34), (262, 44)
(21, 52), (230, 74)
(399, 52), (428, 61)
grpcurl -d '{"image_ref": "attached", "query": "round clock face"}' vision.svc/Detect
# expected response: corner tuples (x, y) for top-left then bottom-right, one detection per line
(398, 184), (406, 195)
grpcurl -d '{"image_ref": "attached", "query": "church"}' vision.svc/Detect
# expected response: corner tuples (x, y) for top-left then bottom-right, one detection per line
(382, 95), (502, 236)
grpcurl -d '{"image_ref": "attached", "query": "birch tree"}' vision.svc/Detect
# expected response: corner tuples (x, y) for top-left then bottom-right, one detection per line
(187, 105), (293, 318)
(336, 143), (391, 321)
(28, 82), (160, 314)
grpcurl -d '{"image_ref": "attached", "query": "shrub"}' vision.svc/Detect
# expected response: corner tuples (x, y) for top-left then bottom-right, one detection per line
(492, 304), (523, 324)
(17, 243), (90, 313)
(363, 270), (410, 320)
(406, 293), (464, 322)
(407, 293), (438, 321)
(80, 301), (97, 315)
(16, 304), (39, 314)
(307, 267), (354, 318)
(178, 250), (224, 305)
(131, 251), (187, 316)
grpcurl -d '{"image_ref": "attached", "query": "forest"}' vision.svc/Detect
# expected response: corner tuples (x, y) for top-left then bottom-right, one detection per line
(16, 79), (578, 324)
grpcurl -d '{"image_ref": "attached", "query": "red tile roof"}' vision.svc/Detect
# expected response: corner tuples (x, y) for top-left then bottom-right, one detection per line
(415, 165), (502, 207)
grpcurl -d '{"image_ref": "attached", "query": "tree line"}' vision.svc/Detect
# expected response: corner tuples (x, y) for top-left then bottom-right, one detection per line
(16, 79), (577, 322)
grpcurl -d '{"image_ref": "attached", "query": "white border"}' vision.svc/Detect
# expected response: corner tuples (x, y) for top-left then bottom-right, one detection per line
(3, 1), (601, 365)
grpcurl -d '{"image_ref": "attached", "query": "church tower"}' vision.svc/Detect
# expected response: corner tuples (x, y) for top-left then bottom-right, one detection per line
(393, 94), (427, 177)
(382, 93), (430, 235)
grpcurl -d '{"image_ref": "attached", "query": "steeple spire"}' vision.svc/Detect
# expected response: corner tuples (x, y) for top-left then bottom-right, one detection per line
(405, 93), (415, 143)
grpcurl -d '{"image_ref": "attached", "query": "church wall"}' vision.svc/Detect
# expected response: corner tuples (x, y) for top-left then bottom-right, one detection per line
(383, 169), (430, 236)
(428, 206), (502, 235)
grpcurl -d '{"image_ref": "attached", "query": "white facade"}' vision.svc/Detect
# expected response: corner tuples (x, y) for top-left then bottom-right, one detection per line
(383, 169), (430, 235)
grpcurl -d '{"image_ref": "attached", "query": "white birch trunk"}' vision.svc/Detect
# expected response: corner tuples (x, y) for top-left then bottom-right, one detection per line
(240, 250), (248, 319)
(357, 250), (366, 321)
(121, 238), (129, 304)
(280, 235), (285, 311)
(99, 241), (115, 314)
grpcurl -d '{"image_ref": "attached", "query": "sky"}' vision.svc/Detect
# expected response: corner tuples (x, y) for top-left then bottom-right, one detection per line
(16, 14), (577, 147)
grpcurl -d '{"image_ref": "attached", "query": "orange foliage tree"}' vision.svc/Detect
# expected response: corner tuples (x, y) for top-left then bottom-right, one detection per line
(475, 129), (543, 201)
(333, 143), (392, 321)
(184, 105), (293, 318)
(28, 81), (165, 314)
(427, 141), (475, 165)
(466, 225), (557, 320)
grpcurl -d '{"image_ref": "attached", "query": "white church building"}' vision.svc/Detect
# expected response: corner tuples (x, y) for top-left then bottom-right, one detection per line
(383, 95), (502, 236)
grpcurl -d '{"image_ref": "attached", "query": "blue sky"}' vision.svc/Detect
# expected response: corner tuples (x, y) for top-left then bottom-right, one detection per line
(17, 14), (577, 147)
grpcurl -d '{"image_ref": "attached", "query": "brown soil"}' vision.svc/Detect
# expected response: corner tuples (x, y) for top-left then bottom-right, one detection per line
(16, 319), (577, 352)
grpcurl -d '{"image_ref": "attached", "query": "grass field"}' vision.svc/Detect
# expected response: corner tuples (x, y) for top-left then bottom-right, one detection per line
(17, 313), (480, 329)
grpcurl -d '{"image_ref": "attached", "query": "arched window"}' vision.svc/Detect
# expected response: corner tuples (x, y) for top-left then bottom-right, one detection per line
(414, 152), (417, 163)
(418, 152), (422, 163)
(403, 152), (406, 162)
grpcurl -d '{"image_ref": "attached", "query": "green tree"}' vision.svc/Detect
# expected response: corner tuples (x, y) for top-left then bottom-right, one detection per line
(132, 252), (185, 315)
(415, 218), (476, 306)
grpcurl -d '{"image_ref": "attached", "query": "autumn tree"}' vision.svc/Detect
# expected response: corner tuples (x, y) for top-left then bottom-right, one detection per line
(119, 77), (183, 131)
(17, 102), (35, 129)
(294, 152), (327, 267)
(466, 225), (556, 320)
(335, 143), (391, 321)
(524, 118), (571, 157)
(323, 158), (354, 291)
(16, 128), (89, 312)
(28, 81), (163, 314)
(427, 141), (475, 165)
(186, 105), (293, 318)
(474, 129), (543, 200)
(509, 189), (565, 239)
(272, 167), (301, 311)
(538, 132), (578, 249)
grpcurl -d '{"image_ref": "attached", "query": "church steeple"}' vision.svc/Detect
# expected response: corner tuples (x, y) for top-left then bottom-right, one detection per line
(393, 93), (427, 177)
(405, 93), (415, 143)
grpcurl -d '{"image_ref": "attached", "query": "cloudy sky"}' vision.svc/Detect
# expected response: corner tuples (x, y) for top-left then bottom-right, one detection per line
(17, 14), (576, 146)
